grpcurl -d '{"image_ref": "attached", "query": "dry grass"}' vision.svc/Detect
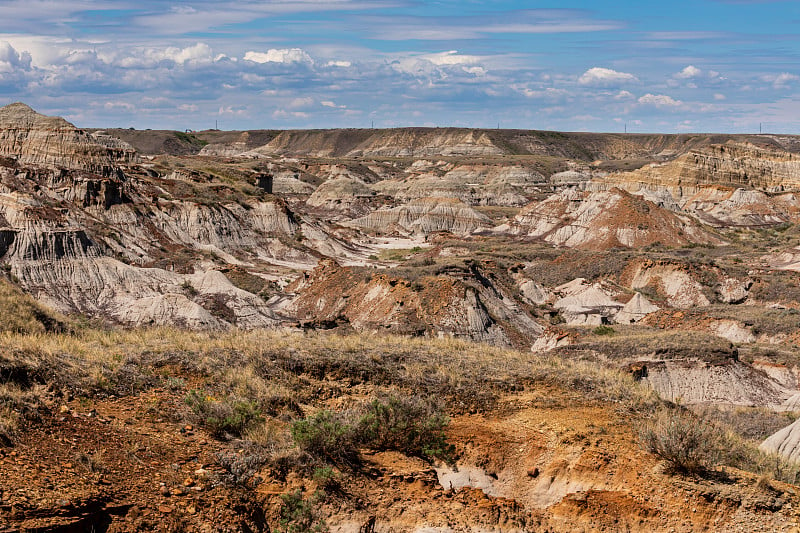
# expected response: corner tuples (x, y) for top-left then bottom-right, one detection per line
(0, 327), (659, 414)
(556, 325), (736, 363)
(0, 277), (69, 334)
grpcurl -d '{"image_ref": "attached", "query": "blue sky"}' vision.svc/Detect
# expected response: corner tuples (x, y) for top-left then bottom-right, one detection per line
(0, 0), (798, 132)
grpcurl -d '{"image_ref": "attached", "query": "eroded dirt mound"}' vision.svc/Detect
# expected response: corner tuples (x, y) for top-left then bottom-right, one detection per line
(497, 188), (720, 250)
(286, 259), (543, 346)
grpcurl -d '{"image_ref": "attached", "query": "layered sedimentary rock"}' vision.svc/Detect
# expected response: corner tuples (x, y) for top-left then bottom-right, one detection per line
(624, 261), (712, 308)
(286, 259), (542, 346)
(496, 188), (720, 250)
(590, 142), (800, 227)
(306, 176), (375, 213)
(256, 129), (505, 158)
(345, 197), (491, 236)
(0, 103), (138, 173)
(372, 164), (544, 206)
(641, 359), (792, 407)
(761, 419), (800, 462)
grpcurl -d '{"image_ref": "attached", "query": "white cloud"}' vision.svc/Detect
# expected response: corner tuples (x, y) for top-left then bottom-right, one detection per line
(288, 97), (314, 109)
(272, 109), (310, 119)
(713, 93), (726, 101)
(614, 90), (635, 100)
(0, 40), (31, 73)
(675, 65), (702, 79)
(638, 93), (682, 107)
(244, 48), (313, 64)
(578, 67), (638, 86)
(424, 50), (480, 66)
(325, 60), (352, 67)
(771, 72), (799, 89)
(102, 101), (135, 111)
(116, 43), (216, 68)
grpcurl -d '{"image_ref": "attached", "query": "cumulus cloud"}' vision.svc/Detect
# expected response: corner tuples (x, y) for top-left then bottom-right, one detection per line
(638, 93), (682, 107)
(770, 72), (799, 89)
(675, 65), (702, 79)
(578, 67), (638, 86)
(288, 97), (314, 109)
(0, 41), (31, 73)
(116, 43), (216, 68)
(244, 48), (313, 64)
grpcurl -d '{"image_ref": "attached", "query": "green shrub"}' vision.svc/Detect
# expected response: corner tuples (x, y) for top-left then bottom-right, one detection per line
(185, 390), (263, 438)
(279, 490), (327, 533)
(640, 409), (721, 475)
(593, 325), (615, 336)
(312, 465), (341, 493)
(291, 410), (359, 467)
(357, 395), (453, 461)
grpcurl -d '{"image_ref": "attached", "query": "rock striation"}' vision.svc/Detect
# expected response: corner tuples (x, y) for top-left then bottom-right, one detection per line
(496, 187), (720, 250)
(761, 419), (800, 463)
(0, 103), (138, 173)
(345, 197), (491, 236)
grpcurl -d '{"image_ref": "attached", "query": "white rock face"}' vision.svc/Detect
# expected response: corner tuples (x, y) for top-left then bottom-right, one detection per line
(518, 280), (552, 306)
(708, 319), (755, 344)
(717, 278), (751, 304)
(119, 293), (224, 329)
(530, 329), (572, 353)
(14, 257), (281, 329)
(628, 263), (711, 308)
(761, 419), (800, 463)
(553, 278), (623, 325)
(614, 292), (659, 324)
(345, 197), (491, 236)
(643, 359), (791, 407)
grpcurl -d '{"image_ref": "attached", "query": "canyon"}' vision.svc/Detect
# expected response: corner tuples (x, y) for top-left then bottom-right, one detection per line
(3, 103), (800, 531)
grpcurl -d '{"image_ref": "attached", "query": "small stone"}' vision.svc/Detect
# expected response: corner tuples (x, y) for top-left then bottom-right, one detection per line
(193, 468), (208, 478)
(59, 405), (70, 414)
(183, 478), (194, 487)
(160, 486), (171, 497)
(158, 505), (173, 514)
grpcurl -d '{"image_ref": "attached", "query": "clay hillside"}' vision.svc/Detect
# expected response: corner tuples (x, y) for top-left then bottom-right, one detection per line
(3, 102), (800, 531)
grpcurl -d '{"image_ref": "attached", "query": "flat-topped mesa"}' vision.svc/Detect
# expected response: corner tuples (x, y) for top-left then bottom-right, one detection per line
(254, 128), (506, 158)
(0, 103), (139, 175)
(600, 142), (800, 196)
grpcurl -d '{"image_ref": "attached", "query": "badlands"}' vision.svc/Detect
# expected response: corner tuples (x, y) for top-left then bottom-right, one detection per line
(3, 102), (800, 530)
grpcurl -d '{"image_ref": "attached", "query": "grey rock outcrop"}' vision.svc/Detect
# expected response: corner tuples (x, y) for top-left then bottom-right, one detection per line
(0, 103), (138, 173)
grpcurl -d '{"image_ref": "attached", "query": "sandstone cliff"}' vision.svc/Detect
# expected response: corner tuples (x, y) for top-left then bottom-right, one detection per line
(0, 103), (138, 173)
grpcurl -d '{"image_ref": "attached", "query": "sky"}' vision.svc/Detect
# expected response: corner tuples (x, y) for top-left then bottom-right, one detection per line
(0, 1), (798, 133)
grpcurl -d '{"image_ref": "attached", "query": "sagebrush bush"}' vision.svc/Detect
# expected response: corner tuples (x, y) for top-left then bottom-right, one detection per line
(279, 489), (328, 533)
(357, 394), (453, 461)
(291, 410), (360, 467)
(291, 395), (454, 467)
(185, 390), (263, 438)
(640, 409), (722, 474)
